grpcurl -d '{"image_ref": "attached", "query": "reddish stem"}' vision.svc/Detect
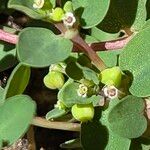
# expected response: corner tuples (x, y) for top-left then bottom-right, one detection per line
(0, 28), (131, 52)
(90, 36), (132, 51)
(0, 29), (18, 44)
(72, 34), (106, 70)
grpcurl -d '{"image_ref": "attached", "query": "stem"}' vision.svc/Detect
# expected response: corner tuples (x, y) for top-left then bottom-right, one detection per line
(0, 29), (18, 44)
(27, 126), (36, 150)
(54, 23), (107, 71)
(89, 36), (132, 51)
(72, 34), (107, 71)
(31, 117), (81, 132)
(0, 28), (131, 52)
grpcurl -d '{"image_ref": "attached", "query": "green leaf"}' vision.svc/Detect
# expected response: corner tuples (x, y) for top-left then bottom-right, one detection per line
(3, 63), (31, 100)
(108, 95), (147, 138)
(0, 42), (17, 72)
(8, 0), (47, 19)
(100, 101), (131, 150)
(98, 50), (122, 68)
(0, 87), (4, 105)
(72, 0), (110, 29)
(81, 121), (108, 150)
(99, 0), (146, 33)
(79, 65), (99, 84)
(46, 107), (66, 120)
(58, 81), (100, 107)
(91, 27), (120, 41)
(17, 27), (73, 67)
(66, 61), (99, 84)
(65, 61), (83, 80)
(0, 94), (36, 146)
(119, 27), (150, 97)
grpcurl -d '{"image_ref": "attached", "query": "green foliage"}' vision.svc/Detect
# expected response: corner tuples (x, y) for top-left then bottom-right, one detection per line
(66, 61), (99, 84)
(100, 101), (131, 150)
(8, 0), (54, 19)
(0, 42), (17, 72)
(98, 50), (122, 68)
(0, 87), (4, 105)
(81, 121), (108, 150)
(119, 27), (150, 97)
(99, 0), (146, 33)
(91, 27), (120, 41)
(72, 0), (110, 28)
(58, 80), (100, 107)
(1, 0), (150, 149)
(108, 95), (147, 138)
(0, 95), (36, 147)
(46, 107), (66, 120)
(3, 63), (31, 100)
(17, 27), (73, 67)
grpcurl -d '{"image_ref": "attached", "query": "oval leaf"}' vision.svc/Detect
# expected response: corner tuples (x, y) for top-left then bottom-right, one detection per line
(0, 87), (4, 105)
(99, 0), (146, 33)
(108, 95), (147, 138)
(0, 94), (36, 146)
(17, 27), (73, 67)
(8, 0), (47, 19)
(0, 41), (17, 72)
(72, 0), (110, 29)
(46, 107), (66, 120)
(99, 101), (131, 150)
(58, 80), (100, 107)
(3, 63), (31, 100)
(119, 27), (150, 97)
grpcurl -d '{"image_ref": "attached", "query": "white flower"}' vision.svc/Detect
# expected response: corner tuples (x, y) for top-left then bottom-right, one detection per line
(33, 0), (44, 9)
(77, 84), (88, 98)
(63, 12), (76, 27)
(102, 85), (118, 99)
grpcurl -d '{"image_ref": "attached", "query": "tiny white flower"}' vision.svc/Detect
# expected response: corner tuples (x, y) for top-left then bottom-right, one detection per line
(102, 85), (118, 99)
(33, 0), (44, 9)
(63, 12), (76, 27)
(77, 84), (88, 98)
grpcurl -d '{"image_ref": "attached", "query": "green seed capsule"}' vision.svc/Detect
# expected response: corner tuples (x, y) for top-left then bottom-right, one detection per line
(71, 104), (94, 122)
(43, 71), (65, 89)
(100, 66), (122, 87)
(50, 7), (65, 22)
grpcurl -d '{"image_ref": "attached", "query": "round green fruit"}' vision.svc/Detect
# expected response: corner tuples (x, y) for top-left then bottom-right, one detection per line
(100, 66), (122, 87)
(71, 104), (94, 122)
(43, 71), (65, 89)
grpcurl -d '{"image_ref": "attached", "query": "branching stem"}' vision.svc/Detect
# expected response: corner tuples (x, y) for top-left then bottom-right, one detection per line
(31, 117), (81, 132)
(0, 25), (132, 70)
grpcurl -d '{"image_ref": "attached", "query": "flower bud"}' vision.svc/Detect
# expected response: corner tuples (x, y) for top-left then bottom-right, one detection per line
(71, 104), (94, 122)
(100, 66), (122, 87)
(43, 71), (65, 89)
(50, 7), (65, 22)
